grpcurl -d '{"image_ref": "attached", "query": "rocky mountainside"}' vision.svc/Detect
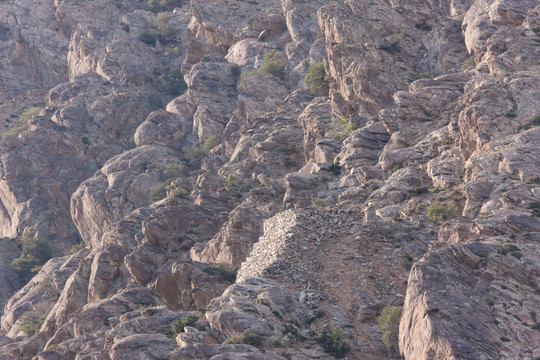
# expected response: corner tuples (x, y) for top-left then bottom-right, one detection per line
(0, 0), (539, 359)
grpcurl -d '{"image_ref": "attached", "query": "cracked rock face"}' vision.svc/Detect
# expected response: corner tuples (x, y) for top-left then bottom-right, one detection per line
(0, 0), (539, 359)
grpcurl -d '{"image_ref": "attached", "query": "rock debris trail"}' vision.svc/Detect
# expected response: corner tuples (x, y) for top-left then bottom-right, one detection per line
(238, 206), (414, 356)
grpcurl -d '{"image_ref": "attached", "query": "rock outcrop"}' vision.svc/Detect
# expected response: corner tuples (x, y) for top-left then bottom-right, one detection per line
(0, 0), (539, 359)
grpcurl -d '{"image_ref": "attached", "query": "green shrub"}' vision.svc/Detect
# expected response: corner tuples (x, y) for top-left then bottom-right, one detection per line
(2, 107), (41, 139)
(203, 135), (219, 151)
(138, 30), (159, 46)
(163, 163), (186, 178)
(330, 114), (355, 141)
(330, 158), (341, 175)
(315, 328), (350, 358)
(155, 13), (171, 35)
(498, 243), (522, 259)
(20, 310), (48, 336)
(11, 231), (52, 278)
(182, 146), (205, 168)
(149, 180), (171, 202)
(378, 306), (402, 355)
(415, 72), (432, 79)
(238, 69), (257, 89)
(46, 344), (58, 352)
(529, 201), (540, 217)
(505, 103), (517, 118)
(171, 314), (198, 335)
(70, 242), (85, 254)
(311, 197), (326, 207)
(305, 62), (328, 96)
(19, 107), (41, 122)
(160, 68), (187, 95)
(519, 114), (540, 131)
(168, 187), (188, 198)
(167, 46), (179, 56)
(223, 173), (251, 196)
(461, 55), (475, 71)
(260, 49), (286, 80)
(427, 201), (455, 224)
(40, 277), (59, 300)
(224, 330), (262, 347)
(146, 0), (181, 13)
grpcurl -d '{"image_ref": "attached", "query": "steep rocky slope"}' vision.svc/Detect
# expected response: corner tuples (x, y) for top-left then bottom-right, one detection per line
(0, 0), (539, 359)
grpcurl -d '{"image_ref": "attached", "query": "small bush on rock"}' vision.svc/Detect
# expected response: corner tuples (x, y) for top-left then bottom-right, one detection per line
(138, 30), (159, 46)
(155, 13), (171, 35)
(305, 62), (329, 96)
(315, 328), (350, 358)
(427, 201), (455, 224)
(160, 68), (187, 95)
(70, 242), (85, 254)
(330, 114), (355, 141)
(378, 305), (402, 356)
(149, 179), (171, 202)
(10, 231), (52, 278)
(20, 310), (48, 336)
(146, 0), (182, 13)
(171, 314), (198, 335)
(203, 135), (220, 151)
(225, 330), (262, 348)
(260, 49), (286, 80)
(461, 55), (475, 71)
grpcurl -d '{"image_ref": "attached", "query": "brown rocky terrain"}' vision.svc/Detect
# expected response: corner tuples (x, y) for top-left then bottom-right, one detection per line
(0, 0), (539, 359)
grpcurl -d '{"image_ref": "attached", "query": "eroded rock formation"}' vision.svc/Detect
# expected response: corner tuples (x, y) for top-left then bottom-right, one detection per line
(0, 0), (538, 359)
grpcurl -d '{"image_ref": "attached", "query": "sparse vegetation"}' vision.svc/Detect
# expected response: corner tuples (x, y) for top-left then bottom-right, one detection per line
(528, 201), (540, 217)
(171, 314), (199, 335)
(378, 306), (402, 356)
(330, 158), (341, 175)
(182, 146), (206, 168)
(237, 69), (257, 89)
(498, 243), (522, 259)
(138, 30), (159, 46)
(146, 0), (182, 13)
(427, 201), (455, 224)
(505, 102), (517, 118)
(160, 68), (187, 95)
(224, 330), (262, 347)
(203, 135), (220, 151)
(415, 72), (432, 80)
(519, 114), (540, 131)
(168, 187), (188, 198)
(70, 242), (85, 253)
(223, 173), (251, 197)
(311, 197), (326, 207)
(305, 62), (329, 96)
(259, 49), (286, 80)
(433, 134), (454, 147)
(163, 163), (186, 178)
(20, 310), (48, 336)
(315, 328), (350, 358)
(149, 179), (171, 202)
(2, 107), (41, 139)
(40, 277), (59, 300)
(155, 12), (171, 35)
(461, 55), (476, 71)
(330, 114), (355, 141)
(202, 263), (237, 282)
(46, 344), (58, 352)
(10, 231), (52, 278)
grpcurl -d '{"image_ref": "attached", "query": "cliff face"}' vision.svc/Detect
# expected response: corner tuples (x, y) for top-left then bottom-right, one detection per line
(0, 0), (539, 359)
